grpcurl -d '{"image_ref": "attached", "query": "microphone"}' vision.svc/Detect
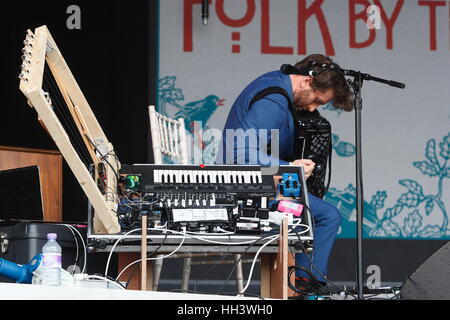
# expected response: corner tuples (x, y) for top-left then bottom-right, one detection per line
(280, 63), (318, 76)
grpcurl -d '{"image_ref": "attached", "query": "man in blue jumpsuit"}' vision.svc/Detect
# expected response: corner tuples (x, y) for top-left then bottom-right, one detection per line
(216, 54), (353, 291)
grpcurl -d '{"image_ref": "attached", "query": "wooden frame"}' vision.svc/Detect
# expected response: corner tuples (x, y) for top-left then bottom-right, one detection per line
(18, 26), (120, 234)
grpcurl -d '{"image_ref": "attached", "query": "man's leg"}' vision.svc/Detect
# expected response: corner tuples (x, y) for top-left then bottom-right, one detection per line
(295, 193), (341, 284)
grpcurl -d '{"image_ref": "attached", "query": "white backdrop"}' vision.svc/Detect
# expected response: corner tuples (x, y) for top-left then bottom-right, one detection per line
(158, 0), (450, 239)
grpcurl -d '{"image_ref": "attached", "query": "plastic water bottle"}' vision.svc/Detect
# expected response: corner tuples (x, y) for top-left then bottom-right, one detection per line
(41, 233), (61, 286)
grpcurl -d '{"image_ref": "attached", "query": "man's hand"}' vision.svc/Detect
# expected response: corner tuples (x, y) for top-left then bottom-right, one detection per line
(289, 159), (315, 179)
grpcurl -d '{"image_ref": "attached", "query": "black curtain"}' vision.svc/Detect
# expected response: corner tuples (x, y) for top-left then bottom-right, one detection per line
(1, 0), (157, 222)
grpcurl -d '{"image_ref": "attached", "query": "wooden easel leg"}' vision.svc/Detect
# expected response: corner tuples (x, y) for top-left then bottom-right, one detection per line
(260, 218), (289, 299)
(141, 215), (148, 291)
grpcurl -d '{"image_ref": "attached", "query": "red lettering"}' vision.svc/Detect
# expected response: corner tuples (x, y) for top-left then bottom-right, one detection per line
(261, 0), (294, 54)
(418, 0), (446, 50)
(297, 0), (335, 56)
(373, 0), (404, 50)
(183, 0), (212, 52)
(349, 0), (376, 49)
(215, 0), (256, 27)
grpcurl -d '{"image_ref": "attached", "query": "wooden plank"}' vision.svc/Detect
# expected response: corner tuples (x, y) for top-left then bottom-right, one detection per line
(141, 215), (148, 291)
(260, 254), (272, 298)
(118, 253), (153, 291)
(25, 88), (120, 233)
(0, 145), (61, 155)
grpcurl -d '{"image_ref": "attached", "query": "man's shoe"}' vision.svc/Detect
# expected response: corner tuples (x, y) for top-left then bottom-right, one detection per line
(295, 276), (315, 292)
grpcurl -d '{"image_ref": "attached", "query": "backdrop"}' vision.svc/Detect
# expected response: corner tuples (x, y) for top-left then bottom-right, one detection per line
(158, 0), (450, 241)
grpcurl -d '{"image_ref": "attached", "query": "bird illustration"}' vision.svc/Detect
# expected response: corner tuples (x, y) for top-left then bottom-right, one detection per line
(174, 95), (225, 131)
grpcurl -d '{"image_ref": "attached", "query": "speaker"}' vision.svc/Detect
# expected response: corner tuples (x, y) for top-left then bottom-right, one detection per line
(401, 241), (450, 299)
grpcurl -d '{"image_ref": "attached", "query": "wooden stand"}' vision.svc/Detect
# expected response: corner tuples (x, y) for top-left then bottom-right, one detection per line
(140, 215), (148, 291)
(260, 217), (293, 299)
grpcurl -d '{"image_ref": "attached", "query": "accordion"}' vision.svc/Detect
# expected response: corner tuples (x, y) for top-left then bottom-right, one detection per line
(292, 109), (332, 199)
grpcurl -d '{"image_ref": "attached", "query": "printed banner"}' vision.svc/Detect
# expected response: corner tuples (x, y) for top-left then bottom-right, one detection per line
(158, 0), (450, 239)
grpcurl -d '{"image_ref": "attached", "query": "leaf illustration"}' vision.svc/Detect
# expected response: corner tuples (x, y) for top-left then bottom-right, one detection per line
(334, 141), (356, 157)
(402, 209), (423, 237)
(158, 76), (176, 91)
(439, 132), (450, 160)
(445, 167), (450, 178)
(370, 191), (387, 209)
(417, 225), (443, 238)
(413, 160), (438, 177)
(383, 204), (403, 220)
(399, 179), (424, 197)
(331, 134), (339, 146)
(158, 77), (185, 103)
(380, 220), (402, 237)
(425, 198), (435, 216)
(425, 139), (439, 166)
(369, 228), (385, 237)
(398, 191), (421, 208)
(344, 184), (356, 196)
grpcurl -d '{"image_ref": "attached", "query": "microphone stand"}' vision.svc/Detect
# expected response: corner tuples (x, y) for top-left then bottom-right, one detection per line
(343, 69), (405, 300)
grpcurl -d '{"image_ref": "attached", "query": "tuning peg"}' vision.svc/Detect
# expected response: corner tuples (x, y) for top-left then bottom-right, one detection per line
(19, 72), (29, 82)
(26, 29), (34, 39)
(21, 47), (32, 54)
(21, 59), (31, 67)
(43, 91), (52, 106)
(23, 39), (33, 48)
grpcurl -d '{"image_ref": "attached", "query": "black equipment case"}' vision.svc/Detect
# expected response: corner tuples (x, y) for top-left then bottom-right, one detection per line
(0, 221), (83, 283)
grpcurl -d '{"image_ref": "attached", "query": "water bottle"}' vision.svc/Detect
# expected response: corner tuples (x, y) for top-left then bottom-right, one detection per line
(41, 233), (61, 286)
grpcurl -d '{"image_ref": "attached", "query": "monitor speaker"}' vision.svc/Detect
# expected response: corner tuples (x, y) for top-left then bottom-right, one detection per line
(401, 241), (450, 299)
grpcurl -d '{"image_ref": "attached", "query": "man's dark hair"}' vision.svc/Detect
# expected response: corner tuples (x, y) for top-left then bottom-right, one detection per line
(295, 54), (353, 111)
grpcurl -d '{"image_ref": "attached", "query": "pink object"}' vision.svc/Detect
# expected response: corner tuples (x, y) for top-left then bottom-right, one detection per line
(277, 200), (304, 217)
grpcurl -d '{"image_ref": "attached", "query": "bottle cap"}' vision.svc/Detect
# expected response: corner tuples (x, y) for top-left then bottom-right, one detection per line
(47, 233), (57, 240)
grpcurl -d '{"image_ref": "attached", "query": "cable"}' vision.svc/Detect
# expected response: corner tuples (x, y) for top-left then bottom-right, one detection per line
(287, 264), (321, 297)
(215, 221), (310, 296)
(104, 228), (143, 278)
(84, 275), (126, 290)
(124, 230), (169, 288)
(60, 224), (87, 274)
(115, 231), (187, 281)
(293, 232), (357, 299)
(238, 234), (279, 295)
(61, 224), (79, 274)
(193, 235), (232, 293)
(84, 134), (120, 184)
(216, 235), (266, 295)
(237, 220), (311, 295)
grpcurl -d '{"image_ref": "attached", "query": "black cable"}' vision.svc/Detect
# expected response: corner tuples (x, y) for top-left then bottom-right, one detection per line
(193, 234), (232, 293)
(216, 233), (278, 295)
(124, 228), (169, 289)
(287, 263), (320, 298)
(293, 230), (357, 299)
(84, 134), (120, 184)
(102, 275), (127, 289)
(170, 288), (265, 299)
(292, 197), (316, 274)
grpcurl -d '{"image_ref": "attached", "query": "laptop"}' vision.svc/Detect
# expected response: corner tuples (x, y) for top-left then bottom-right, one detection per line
(0, 166), (44, 221)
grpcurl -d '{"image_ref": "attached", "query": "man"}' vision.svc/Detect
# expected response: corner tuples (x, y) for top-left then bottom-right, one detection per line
(216, 54), (353, 291)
